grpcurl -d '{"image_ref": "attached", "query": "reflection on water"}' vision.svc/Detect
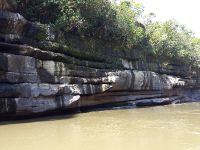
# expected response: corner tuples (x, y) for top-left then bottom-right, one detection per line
(0, 103), (200, 150)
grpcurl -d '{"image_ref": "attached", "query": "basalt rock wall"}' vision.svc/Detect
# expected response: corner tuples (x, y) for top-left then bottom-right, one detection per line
(0, 10), (199, 117)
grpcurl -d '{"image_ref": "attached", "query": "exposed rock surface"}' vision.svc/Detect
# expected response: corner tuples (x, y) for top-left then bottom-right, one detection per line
(0, 10), (199, 117)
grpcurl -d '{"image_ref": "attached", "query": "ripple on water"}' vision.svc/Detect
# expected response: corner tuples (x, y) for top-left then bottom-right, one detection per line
(0, 103), (200, 150)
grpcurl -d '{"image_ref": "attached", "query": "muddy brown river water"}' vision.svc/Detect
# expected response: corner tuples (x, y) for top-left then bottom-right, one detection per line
(0, 103), (200, 150)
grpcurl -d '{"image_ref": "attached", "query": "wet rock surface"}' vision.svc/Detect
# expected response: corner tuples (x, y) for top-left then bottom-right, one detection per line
(0, 10), (199, 117)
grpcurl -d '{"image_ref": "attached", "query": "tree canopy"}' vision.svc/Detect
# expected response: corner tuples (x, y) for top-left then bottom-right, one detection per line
(16, 0), (200, 68)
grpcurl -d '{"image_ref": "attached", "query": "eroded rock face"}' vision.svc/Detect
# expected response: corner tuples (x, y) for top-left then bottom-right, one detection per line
(0, 51), (198, 116)
(0, 11), (61, 42)
(0, 11), (27, 36)
(0, 10), (199, 117)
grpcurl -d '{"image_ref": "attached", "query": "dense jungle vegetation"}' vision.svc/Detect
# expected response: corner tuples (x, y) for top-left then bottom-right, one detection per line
(16, 0), (200, 68)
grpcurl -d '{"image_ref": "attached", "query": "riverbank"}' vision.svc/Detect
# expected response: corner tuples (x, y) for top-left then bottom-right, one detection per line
(0, 7), (199, 117)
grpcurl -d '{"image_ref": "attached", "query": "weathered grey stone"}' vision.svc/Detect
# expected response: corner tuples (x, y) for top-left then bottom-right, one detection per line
(0, 42), (115, 69)
(0, 84), (20, 97)
(25, 23), (56, 41)
(79, 93), (169, 107)
(135, 96), (182, 107)
(61, 84), (112, 95)
(59, 76), (115, 84)
(0, 33), (36, 46)
(109, 70), (187, 92)
(4, 72), (39, 83)
(0, 53), (8, 72)
(0, 84), (58, 98)
(181, 89), (200, 102)
(0, 98), (16, 115)
(0, 10), (199, 117)
(0, 95), (80, 115)
(121, 59), (134, 69)
(133, 71), (145, 90)
(53, 64), (103, 78)
(42, 61), (56, 75)
(15, 95), (80, 115)
(16, 97), (58, 114)
(57, 95), (80, 108)
(108, 70), (132, 91)
(0, 11), (58, 42)
(0, 11), (27, 35)
(0, 83), (112, 98)
(151, 72), (162, 90)
(6, 54), (37, 73)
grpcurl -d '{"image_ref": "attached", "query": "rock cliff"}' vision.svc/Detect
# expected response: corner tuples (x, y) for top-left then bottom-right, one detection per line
(0, 9), (199, 117)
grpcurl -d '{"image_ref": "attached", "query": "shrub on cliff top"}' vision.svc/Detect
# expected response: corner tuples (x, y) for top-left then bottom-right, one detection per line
(16, 0), (146, 48)
(146, 20), (200, 67)
(15, 0), (200, 68)
(47, 0), (146, 48)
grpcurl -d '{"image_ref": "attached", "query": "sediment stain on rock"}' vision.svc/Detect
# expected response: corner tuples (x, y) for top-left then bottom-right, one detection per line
(0, 10), (199, 117)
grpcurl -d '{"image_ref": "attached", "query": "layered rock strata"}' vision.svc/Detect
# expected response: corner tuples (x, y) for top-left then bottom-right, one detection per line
(0, 10), (199, 116)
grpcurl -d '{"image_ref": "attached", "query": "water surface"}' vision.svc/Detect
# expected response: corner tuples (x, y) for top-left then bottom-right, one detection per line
(0, 103), (200, 150)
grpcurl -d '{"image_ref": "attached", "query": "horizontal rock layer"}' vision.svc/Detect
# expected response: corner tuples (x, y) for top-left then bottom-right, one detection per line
(0, 10), (199, 117)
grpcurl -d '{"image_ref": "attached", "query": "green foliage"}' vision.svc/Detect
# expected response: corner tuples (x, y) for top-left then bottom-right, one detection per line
(113, 0), (145, 48)
(16, 0), (146, 48)
(48, 0), (146, 48)
(47, 0), (83, 30)
(146, 20), (200, 67)
(16, 0), (200, 68)
(190, 38), (200, 67)
(16, 0), (60, 23)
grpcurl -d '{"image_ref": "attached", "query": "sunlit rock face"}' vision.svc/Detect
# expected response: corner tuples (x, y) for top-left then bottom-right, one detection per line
(0, 11), (199, 117)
